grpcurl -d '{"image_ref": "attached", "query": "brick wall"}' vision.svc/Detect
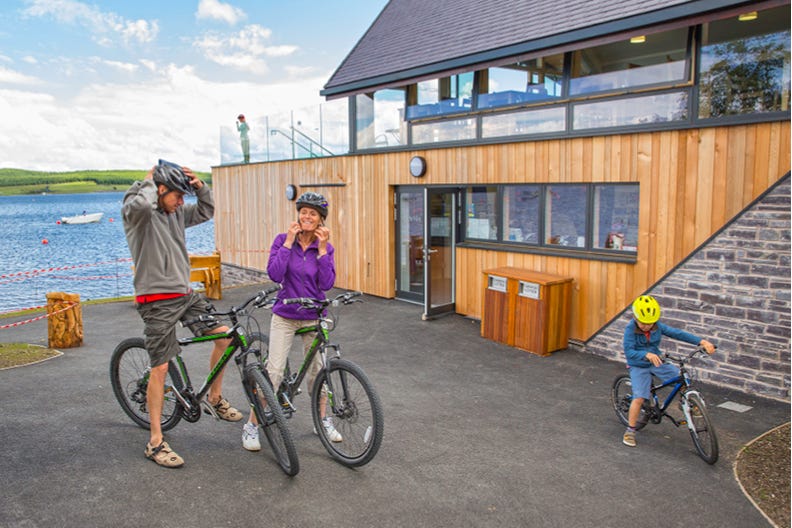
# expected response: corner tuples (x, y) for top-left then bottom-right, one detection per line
(585, 175), (791, 401)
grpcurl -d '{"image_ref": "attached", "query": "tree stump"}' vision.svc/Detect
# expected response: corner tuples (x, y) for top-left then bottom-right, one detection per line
(46, 292), (83, 348)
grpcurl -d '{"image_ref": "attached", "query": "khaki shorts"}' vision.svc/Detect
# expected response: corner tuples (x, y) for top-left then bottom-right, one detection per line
(136, 291), (219, 367)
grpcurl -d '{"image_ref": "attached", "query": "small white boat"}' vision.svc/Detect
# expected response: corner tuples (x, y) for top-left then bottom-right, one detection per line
(61, 212), (104, 224)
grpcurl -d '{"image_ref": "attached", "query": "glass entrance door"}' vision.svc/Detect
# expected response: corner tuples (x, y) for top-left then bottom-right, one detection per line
(424, 188), (456, 318)
(395, 188), (424, 304)
(395, 187), (457, 318)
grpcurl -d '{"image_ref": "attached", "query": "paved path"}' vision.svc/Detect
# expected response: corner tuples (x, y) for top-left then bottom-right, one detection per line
(0, 284), (787, 528)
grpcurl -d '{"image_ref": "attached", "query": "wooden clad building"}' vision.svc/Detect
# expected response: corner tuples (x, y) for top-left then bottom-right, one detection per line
(212, 0), (791, 399)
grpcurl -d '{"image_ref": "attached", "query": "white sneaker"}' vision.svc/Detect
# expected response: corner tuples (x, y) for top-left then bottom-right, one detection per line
(314, 417), (343, 442)
(242, 422), (261, 451)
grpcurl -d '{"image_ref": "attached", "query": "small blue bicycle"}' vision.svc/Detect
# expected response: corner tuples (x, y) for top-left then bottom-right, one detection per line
(611, 347), (719, 464)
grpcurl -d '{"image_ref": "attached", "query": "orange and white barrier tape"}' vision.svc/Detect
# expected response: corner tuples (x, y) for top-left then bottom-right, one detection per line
(0, 302), (78, 330)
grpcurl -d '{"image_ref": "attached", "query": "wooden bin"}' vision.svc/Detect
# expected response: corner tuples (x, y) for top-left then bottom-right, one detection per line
(482, 267), (573, 356)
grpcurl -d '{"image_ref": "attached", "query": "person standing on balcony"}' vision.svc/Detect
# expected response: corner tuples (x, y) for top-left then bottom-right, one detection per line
(236, 114), (250, 163)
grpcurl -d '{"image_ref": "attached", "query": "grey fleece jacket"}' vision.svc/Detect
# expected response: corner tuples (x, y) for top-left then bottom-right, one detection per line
(122, 179), (214, 296)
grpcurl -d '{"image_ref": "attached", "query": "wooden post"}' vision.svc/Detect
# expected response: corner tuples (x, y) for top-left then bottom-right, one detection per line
(46, 292), (83, 348)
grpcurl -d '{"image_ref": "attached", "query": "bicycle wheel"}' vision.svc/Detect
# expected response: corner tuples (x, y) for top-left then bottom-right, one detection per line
(109, 337), (183, 431)
(244, 365), (299, 476)
(684, 392), (719, 464)
(611, 375), (648, 431)
(311, 358), (384, 467)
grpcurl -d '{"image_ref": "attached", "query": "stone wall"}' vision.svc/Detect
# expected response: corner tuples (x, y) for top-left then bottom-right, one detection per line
(585, 175), (791, 401)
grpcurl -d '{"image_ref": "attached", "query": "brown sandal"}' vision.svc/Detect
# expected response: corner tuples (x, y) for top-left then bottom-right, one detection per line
(145, 441), (184, 468)
(209, 396), (243, 422)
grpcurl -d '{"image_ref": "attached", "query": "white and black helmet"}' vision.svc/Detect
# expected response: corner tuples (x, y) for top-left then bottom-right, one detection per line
(153, 159), (194, 195)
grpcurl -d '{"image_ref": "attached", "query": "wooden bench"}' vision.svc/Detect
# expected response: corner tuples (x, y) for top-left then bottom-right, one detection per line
(189, 251), (222, 300)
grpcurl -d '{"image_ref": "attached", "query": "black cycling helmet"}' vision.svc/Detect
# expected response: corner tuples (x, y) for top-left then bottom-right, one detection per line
(295, 191), (328, 219)
(153, 159), (194, 195)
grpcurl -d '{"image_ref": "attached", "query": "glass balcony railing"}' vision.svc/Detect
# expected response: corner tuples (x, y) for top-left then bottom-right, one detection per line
(219, 99), (349, 165)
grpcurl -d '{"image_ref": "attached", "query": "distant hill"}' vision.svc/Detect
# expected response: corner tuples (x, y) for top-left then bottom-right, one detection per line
(0, 168), (212, 195)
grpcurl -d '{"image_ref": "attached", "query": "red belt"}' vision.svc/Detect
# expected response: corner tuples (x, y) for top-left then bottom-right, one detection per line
(135, 292), (187, 304)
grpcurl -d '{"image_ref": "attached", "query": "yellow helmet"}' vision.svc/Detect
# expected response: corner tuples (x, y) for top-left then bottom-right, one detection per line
(632, 295), (661, 324)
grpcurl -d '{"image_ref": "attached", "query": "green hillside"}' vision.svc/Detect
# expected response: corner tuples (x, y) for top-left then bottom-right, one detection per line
(0, 168), (212, 195)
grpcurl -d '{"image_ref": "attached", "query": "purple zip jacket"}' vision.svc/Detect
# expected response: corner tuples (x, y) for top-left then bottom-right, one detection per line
(267, 232), (336, 320)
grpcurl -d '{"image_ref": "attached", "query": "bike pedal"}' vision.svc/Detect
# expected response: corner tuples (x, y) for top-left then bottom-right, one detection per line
(201, 400), (220, 420)
(679, 420), (687, 425)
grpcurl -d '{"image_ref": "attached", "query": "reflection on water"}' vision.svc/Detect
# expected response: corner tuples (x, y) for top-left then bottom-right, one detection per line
(0, 192), (215, 312)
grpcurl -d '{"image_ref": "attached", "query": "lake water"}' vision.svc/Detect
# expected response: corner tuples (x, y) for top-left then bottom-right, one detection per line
(0, 192), (215, 313)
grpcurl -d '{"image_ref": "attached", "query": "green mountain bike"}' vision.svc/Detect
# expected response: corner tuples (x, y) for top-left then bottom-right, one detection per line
(109, 285), (300, 476)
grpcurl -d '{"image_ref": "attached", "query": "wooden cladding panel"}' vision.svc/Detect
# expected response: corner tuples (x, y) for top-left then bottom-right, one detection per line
(213, 121), (790, 341)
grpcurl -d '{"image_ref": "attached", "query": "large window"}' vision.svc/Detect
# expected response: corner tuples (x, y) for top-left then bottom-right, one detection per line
(592, 185), (640, 251)
(569, 28), (690, 95)
(407, 73), (474, 119)
(465, 186), (498, 240)
(545, 185), (587, 247)
(482, 106), (566, 138)
(478, 54), (564, 109)
(698, 6), (791, 119)
(463, 183), (639, 255)
(573, 91), (688, 130)
(355, 89), (406, 149)
(412, 118), (476, 144)
(504, 185), (540, 243)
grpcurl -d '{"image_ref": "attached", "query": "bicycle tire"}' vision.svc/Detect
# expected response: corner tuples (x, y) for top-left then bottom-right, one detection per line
(684, 392), (719, 464)
(611, 375), (648, 431)
(311, 358), (384, 467)
(109, 337), (183, 431)
(244, 365), (299, 476)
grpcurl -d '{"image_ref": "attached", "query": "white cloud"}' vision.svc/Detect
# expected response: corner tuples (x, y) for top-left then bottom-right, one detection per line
(23, 0), (159, 45)
(196, 0), (246, 25)
(93, 58), (139, 73)
(194, 24), (297, 74)
(0, 65), (328, 172)
(22, 56), (39, 65)
(0, 66), (41, 85)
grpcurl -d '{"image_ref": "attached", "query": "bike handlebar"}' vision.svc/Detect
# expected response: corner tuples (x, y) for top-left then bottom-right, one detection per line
(181, 284), (282, 327)
(663, 345), (717, 365)
(282, 291), (363, 312)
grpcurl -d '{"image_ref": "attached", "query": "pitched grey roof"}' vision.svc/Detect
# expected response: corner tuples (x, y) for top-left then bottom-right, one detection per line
(322, 0), (756, 97)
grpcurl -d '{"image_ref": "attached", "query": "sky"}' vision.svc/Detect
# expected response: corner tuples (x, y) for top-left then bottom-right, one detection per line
(0, 0), (388, 172)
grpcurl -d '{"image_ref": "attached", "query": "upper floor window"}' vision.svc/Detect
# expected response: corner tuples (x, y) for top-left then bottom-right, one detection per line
(478, 54), (564, 109)
(569, 28), (690, 95)
(407, 73), (474, 119)
(698, 5), (791, 119)
(356, 89), (406, 149)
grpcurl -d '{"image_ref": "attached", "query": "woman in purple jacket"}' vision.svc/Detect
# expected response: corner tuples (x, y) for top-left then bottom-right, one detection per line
(242, 192), (340, 451)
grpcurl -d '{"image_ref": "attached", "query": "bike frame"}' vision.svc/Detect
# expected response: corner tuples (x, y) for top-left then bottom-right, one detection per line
(282, 321), (339, 402)
(168, 324), (258, 412)
(646, 362), (701, 428)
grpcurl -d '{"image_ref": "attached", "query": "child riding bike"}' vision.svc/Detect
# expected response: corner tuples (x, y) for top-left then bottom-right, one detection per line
(621, 295), (716, 447)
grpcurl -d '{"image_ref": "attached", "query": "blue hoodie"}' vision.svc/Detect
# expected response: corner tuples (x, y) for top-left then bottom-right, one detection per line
(267, 232), (336, 320)
(623, 320), (702, 368)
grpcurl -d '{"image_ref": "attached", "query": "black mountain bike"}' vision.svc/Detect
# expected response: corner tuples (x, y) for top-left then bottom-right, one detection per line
(611, 346), (719, 464)
(251, 291), (384, 467)
(109, 285), (300, 476)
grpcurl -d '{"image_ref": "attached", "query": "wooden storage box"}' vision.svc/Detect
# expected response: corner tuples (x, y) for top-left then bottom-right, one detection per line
(482, 267), (573, 356)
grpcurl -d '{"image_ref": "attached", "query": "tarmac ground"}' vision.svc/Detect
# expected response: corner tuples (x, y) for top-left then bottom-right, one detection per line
(0, 283), (788, 528)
